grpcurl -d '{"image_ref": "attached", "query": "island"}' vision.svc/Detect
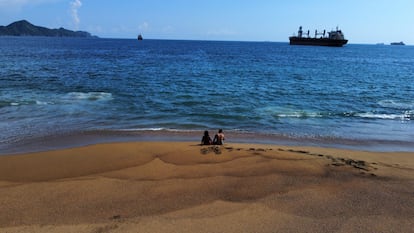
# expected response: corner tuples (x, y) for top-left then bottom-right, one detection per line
(0, 20), (97, 38)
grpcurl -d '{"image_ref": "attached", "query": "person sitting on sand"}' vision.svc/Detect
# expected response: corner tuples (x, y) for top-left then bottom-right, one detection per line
(213, 129), (225, 145)
(201, 130), (212, 145)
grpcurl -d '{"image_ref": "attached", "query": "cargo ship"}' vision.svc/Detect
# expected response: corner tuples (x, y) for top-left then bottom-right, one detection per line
(289, 26), (348, 47)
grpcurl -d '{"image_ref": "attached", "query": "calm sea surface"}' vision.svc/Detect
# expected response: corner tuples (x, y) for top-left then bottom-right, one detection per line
(1, 37), (413, 153)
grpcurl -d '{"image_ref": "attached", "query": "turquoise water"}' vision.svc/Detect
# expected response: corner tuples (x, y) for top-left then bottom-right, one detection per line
(1, 37), (413, 153)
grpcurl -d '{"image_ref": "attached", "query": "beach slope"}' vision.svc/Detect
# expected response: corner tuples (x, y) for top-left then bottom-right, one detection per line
(0, 142), (413, 233)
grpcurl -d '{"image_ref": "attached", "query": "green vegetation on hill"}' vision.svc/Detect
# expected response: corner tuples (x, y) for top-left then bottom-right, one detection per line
(0, 20), (96, 38)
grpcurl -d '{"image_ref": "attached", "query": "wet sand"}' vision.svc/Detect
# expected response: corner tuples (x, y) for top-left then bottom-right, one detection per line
(0, 142), (413, 233)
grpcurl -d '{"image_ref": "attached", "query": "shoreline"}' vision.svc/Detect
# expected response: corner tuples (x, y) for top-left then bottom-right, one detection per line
(0, 141), (413, 232)
(1, 129), (414, 156)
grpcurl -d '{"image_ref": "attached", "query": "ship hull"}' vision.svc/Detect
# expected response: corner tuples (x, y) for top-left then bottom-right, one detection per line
(289, 37), (348, 47)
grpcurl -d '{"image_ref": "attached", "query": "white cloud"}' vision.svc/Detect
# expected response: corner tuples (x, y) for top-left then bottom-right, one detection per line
(206, 28), (237, 37)
(138, 22), (149, 31)
(162, 25), (174, 33)
(70, 0), (81, 29)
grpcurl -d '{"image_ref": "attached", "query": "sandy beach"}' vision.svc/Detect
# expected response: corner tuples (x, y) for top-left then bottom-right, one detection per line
(0, 141), (413, 233)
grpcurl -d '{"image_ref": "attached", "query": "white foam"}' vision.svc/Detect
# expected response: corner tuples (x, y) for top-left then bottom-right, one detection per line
(378, 99), (414, 109)
(259, 106), (323, 118)
(36, 100), (49, 105)
(356, 112), (411, 120)
(278, 112), (323, 118)
(119, 128), (165, 132)
(64, 92), (113, 101)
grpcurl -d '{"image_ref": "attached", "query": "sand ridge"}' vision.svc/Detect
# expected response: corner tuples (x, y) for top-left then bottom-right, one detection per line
(0, 142), (413, 233)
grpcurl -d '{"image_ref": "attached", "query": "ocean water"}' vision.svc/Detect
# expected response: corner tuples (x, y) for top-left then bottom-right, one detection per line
(1, 37), (413, 153)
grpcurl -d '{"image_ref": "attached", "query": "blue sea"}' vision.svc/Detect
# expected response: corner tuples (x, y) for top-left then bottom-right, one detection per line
(1, 37), (413, 154)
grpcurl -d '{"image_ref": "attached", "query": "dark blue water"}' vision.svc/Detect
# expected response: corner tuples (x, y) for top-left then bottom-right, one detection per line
(1, 37), (413, 153)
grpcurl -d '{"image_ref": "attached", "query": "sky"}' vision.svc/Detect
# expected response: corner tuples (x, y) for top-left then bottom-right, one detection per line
(0, 0), (413, 44)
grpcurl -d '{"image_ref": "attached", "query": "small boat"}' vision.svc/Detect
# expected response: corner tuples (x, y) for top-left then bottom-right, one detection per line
(137, 34), (143, 40)
(289, 26), (348, 47)
(390, 41), (405, 45)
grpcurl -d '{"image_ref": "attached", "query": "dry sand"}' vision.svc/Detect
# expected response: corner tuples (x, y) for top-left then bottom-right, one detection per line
(0, 142), (413, 233)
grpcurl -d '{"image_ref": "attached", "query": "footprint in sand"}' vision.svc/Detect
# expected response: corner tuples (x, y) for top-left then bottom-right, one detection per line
(200, 146), (222, 155)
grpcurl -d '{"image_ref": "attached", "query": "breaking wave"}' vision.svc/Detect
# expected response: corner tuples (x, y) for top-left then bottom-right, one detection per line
(63, 92), (113, 101)
(259, 106), (412, 121)
(356, 111), (412, 120)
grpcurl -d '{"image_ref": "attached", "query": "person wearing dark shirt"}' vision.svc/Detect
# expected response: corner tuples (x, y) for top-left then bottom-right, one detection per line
(201, 130), (212, 145)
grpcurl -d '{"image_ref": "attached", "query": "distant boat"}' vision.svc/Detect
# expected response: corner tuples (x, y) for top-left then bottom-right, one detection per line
(137, 34), (143, 40)
(390, 41), (405, 45)
(289, 26), (348, 47)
